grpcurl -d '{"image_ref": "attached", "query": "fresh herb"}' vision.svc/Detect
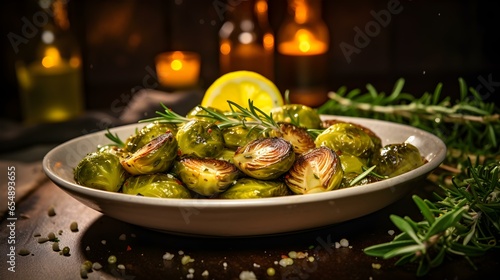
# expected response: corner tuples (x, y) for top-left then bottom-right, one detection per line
(317, 78), (500, 171)
(142, 100), (281, 136)
(104, 129), (125, 148)
(363, 160), (500, 276)
(321, 78), (500, 275)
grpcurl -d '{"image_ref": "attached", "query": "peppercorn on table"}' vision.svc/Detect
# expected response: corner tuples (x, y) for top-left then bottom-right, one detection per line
(1, 169), (499, 280)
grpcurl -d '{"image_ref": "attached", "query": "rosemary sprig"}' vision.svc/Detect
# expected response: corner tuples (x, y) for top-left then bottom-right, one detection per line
(317, 78), (500, 171)
(141, 99), (281, 136)
(104, 129), (125, 148)
(363, 160), (500, 276)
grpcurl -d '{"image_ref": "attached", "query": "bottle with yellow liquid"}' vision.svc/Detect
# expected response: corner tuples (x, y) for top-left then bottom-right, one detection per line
(219, 0), (275, 81)
(15, 0), (84, 125)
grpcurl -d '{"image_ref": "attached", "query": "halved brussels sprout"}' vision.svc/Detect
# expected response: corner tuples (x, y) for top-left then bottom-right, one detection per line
(285, 146), (343, 194)
(172, 157), (240, 196)
(222, 125), (262, 150)
(271, 104), (322, 129)
(218, 177), (290, 199)
(371, 143), (424, 177)
(233, 137), (295, 180)
(120, 131), (178, 175)
(270, 122), (316, 154)
(122, 173), (191, 198)
(74, 150), (128, 192)
(176, 120), (225, 158)
(124, 121), (178, 153)
(314, 122), (375, 159)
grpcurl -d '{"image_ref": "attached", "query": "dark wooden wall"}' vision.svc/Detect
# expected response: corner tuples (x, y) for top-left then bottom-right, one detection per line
(1, 0), (499, 122)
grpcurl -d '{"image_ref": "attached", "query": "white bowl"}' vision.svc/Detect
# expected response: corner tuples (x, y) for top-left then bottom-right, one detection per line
(43, 115), (446, 237)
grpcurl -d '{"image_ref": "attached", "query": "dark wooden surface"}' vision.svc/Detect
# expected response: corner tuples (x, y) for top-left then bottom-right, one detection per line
(1, 175), (499, 280)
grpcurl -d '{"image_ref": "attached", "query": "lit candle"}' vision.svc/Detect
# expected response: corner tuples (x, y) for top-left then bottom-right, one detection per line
(155, 51), (200, 89)
(278, 29), (328, 56)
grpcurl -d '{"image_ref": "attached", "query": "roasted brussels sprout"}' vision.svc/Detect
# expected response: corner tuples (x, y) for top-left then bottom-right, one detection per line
(74, 150), (128, 192)
(122, 173), (191, 198)
(285, 146), (343, 194)
(176, 120), (225, 158)
(233, 137), (295, 180)
(322, 120), (382, 151)
(218, 178), (290, 199)
(172, 157), (240, 196)
(186, 105), (223, 123)
(371, 142), (424, 177)
(120, 131), (178, 175)
(338, 153), (366, 174)
(271, 104), (322, 129)
(314, 122), (375, 159)
(124, 121), (178, 153)
(222, 125), (262, 150)
(217, 148), (236, 164)
(270, 122), (316, 154)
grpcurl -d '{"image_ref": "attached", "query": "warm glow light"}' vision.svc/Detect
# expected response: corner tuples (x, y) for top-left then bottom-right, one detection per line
(278, 28), (327, 55)
(171, 59), (183, 71)
(256, 0), (268, 14)
(155, 51), (200, 88)
(42, 47), (62, 68)
(297, 29), (312, 52)
(294, 1), (308, 24)
(69, 56), (81, 68)
(263, 33), (274, 50)
(220, 42), (231, 55)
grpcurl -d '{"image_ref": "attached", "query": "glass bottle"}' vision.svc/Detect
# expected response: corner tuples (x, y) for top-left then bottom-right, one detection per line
(219, 0), (274, 81)
(15, 0), (85, 125)
(276, 0), (330, 107)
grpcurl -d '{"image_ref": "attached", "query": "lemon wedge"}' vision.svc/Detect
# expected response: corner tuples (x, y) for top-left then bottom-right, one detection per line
(201, 71), (284, 114)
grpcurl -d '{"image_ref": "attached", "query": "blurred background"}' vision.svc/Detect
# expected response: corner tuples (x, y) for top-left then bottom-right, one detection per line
(1, 0), (499, 125)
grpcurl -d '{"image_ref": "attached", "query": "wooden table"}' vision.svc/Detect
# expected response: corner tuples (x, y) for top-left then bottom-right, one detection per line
(1, 171), (499, 280)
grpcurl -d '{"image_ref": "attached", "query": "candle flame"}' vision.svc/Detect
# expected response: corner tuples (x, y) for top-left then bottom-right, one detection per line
(296, 29), (312, 53)
(42, 47), (62, 68)
(171, 59), (183, 71)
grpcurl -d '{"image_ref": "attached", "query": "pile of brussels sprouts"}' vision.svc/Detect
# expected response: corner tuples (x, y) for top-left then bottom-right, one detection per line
(74, 103), (425, 199)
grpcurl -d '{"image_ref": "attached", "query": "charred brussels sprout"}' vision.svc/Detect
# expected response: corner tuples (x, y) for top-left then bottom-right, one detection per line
(218, 178), (290, 199)
(285, 146), (343, 194)
(176, 120), (225, 158)
(124, 121), (178, 153)
(270, 122), (316, 154)
(372, 143), (424, 177)
(222, 126), (262, 150)
(122, 173), (191, 198)
(271, 104), (322, 129)
(314, 122), (375, 159)
(74, 150), (128, 192)
(120, 132), (178, 175)
(233, 137), (295, 180)
(172, 157), (240, 196)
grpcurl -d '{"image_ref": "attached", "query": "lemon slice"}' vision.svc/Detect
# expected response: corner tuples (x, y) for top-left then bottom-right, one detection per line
(201, 71), (284, 114)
